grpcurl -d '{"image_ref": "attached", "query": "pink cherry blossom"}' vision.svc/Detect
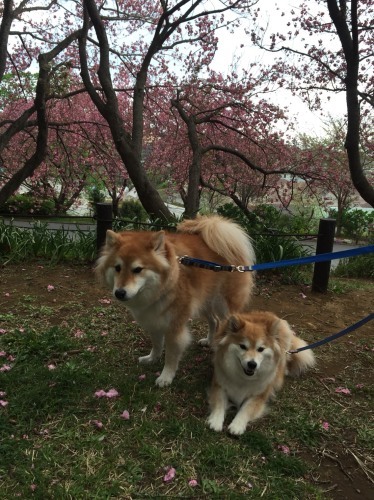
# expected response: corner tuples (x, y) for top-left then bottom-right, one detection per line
(335, 387), (351, 395)
(47, 285), (55, 292)
(322, 421), (329, 430)
(91, 419), (104, 429)
(120, 410), (130, 420)
(163, 467), (176, 483)
(188, 479), (198, 487)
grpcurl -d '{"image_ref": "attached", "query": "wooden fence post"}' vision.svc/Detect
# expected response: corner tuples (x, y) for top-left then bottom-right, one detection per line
(96, 203), (113, 252)
(312, 218), (336, 293)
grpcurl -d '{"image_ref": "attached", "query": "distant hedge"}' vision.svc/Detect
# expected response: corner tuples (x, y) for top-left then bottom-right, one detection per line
(0, 193), (55, 216)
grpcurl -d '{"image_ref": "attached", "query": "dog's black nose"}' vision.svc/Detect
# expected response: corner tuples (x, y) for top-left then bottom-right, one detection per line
(247, 360), (257, 371)
(115, 288), (127, 301)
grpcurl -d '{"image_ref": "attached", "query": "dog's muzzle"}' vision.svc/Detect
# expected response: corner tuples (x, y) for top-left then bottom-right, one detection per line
(114, 288), (127, 301)
(244, 360), (257, 376)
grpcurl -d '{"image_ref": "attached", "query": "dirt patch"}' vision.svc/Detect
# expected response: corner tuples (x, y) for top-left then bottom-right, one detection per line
(1, 264), (373, 498)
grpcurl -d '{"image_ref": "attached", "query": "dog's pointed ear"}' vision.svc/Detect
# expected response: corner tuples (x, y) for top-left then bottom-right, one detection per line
(228, 315), (245, 333)
(151, 231), (165, 252)
(105, 229), (119, 247)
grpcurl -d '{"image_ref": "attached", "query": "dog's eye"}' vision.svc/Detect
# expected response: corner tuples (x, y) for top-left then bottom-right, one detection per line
(132, 267), (143, 274)
(239, 344), (247, 350)
(114, 264), (121, 273)
(257, 346), (265, 352)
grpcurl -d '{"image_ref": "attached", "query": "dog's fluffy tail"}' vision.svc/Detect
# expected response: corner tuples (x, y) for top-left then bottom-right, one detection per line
(287, 337), (316, 377)
(178, 215), (255, 265)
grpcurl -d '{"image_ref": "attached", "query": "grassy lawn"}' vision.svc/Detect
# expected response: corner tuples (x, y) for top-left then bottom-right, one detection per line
(0, 265), (373, 498)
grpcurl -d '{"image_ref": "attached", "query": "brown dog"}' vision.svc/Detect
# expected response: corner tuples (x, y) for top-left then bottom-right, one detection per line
(96, 215), (255, 387)
(207, 311), (316, 435)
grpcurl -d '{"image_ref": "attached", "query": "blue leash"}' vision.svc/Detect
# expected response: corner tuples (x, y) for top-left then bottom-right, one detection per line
(178, 245), (374, 272)
(288, 313), (374, 354)
(178, 245), (374, 353)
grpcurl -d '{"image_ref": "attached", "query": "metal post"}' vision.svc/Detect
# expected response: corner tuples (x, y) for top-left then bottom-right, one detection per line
(96, 202), (113, 252)
(312, 218), (336, 293)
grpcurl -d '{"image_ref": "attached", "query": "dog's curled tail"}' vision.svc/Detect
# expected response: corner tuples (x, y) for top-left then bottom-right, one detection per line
(287, 337), (316, 377)
(178, 215), (255, 266)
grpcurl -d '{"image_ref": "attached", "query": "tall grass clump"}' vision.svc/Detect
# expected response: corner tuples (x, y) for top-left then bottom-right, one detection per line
(0, 220), (96, 264)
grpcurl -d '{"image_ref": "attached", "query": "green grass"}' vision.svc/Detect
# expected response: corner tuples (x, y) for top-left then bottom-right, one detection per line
(0, 281), (372, 498)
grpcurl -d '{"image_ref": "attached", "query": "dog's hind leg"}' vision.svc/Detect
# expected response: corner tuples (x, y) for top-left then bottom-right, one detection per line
(155, 326), (191, 387)
(198, 315), (219, 347)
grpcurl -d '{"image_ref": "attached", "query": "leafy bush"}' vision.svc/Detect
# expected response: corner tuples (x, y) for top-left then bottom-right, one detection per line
(117, 199), (148, 223)
(217, 204), (313, 282)
(333, 253), (374, 279)
(0, 193), (55, 216)
(329, 208), (374, 243)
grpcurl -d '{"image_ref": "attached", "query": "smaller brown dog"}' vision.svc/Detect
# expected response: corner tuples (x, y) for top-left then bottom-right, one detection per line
(207, 311), (316, 435)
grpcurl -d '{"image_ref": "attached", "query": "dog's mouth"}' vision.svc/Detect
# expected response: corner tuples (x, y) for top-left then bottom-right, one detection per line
(243, 367), (256, 376)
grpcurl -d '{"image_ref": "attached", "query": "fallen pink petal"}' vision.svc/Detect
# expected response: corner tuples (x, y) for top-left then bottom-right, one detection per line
(94, 390), (107, 398)
(299, 293), (307, 299)
(0, 364), (12, 372)
(278, 445), (290, 454)
(120, 410), (130, 420)
(74, 329), (84, 338)
(139, 374), (146, 381)
(91, 419), (104, 429)
(106, 388), (119, 398)
(0, 400), (9, 407)
(188, 479), (198, 487)
(47, 285), (55, 292)
(335, 387), (351, 395)
(356, 383), (364, 389)
(99, 298), (111, 304)
(322, 421), (330, 430)
(0, 329), (7, 334)
(48, 364), (57, 370)
(163, 467), (176, 483)
(0, 391), (6, 397)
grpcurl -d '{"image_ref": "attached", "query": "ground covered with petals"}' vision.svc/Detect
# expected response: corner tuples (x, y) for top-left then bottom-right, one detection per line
(0, 264), (373, 499)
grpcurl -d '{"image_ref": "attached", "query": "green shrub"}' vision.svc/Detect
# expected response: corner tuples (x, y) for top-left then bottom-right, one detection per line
(118, 199), (148, 221)
(0, 193), (55, 216)
(333, 253), (374, 279)
(217, 203), (313, 282)
(329, 208), (374, 243)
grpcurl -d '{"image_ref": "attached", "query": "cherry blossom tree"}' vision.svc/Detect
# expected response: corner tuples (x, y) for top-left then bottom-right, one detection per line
(251, 0), (374, 207)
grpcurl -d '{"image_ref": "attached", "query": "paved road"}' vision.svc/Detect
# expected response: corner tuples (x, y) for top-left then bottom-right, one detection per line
(300, 239), (364, 269)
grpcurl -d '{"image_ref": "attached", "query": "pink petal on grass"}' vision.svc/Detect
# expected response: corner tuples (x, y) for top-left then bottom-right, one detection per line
(106, 388), (119, 398)
(120, 410), (130, 420)
(94, 390), (107, 398)
(0, 329), (7, 335)
(278, 445), (290, 454)
(91, 419), (104, 429)
(139, 374), (146, 381)
(322, 421), (330, 430)
(163, 467), (176, 483)
(188, 479), (198, 487)
(335, 387), (351, 395)
(0, 400), (9, 407)
(0, 364), (12, 372)
(47, 285), (55, 292)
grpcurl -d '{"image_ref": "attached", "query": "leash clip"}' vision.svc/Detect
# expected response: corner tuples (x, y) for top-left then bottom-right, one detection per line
(235, 265), (245, 273)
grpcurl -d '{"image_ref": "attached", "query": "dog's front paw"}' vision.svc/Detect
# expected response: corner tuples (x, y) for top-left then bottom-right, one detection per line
(228, 420), (247, 436)
(198, 337), (210, 347)
(138, 354), (156, 364)
(155, 371), (174, 387)
(207, 414), (224, 432)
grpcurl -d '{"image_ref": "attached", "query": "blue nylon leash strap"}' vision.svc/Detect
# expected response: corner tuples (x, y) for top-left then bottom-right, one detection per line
(288, 313), (374, 354)
(178, 245), (374, 273)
